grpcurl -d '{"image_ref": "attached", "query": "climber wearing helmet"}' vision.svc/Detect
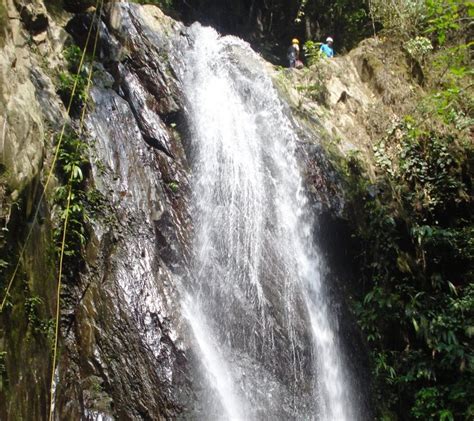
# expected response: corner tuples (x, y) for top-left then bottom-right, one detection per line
(287, 38), (300, 68)
(320, 37), (334, 58)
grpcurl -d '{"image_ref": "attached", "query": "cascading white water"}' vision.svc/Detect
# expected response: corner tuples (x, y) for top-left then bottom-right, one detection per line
(183, 294), (246, 420)
(181, 24), (357, 420)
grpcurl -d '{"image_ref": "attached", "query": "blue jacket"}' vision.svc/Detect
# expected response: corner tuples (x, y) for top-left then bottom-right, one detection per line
(320, 43), (334, 58)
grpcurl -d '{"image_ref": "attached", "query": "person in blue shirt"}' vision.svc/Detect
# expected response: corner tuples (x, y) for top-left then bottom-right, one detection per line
(320, 37), (334, 58)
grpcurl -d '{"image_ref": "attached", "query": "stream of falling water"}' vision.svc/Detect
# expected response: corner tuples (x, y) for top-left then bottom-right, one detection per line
(181, 24), (356, 420)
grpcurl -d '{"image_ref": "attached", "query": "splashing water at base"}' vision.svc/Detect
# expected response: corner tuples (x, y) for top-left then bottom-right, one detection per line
(181, 24), (358, 420)
(183, 295), (246, 420)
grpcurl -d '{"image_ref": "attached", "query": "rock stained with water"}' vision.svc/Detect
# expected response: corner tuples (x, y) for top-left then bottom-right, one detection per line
(0, 2), (370, 419)
(61, 3), (366, 419)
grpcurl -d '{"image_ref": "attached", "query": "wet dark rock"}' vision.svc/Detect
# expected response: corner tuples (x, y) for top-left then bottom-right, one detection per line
(65, 12), (95, 45)
(63, 0), (95, 14)
(65, 12), (116, 59)
(57, 71), (194, 416)
(300, 142), (345, 215)
(63, 6), (363, 417)
(142, 134), (175, 158)
(1, 0), (373, 417)
(66, 4), (188, 159)
(57, 5), (196, 417)
(314, 210), (374, 418)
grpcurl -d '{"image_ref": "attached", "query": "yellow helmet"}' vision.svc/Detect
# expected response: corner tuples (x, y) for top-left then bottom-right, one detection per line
(292, 38), (299, 44)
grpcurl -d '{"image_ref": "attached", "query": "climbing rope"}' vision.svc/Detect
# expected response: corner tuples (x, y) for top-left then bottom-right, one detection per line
(0, 1), (101, 313)
(48, 2), (104, 419)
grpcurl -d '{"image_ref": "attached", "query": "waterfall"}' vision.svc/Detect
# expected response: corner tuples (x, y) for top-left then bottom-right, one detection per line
(181, 24), (356, 420)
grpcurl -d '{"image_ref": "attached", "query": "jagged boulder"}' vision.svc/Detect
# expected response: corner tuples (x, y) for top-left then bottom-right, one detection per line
(14, 0), (49, 34)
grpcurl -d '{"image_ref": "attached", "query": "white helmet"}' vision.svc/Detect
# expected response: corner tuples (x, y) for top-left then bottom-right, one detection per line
(326, 37), (334, 43)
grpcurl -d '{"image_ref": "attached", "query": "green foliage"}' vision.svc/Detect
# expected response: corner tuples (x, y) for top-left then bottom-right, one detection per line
(339, 14), (474, 413)
(57, 131), (88, 184)
(424, 87), (473, 129)
(295, 0), (371, 50)
(374, 120), (468, 220)
(86, 188), (106, 212)
(53, 130), (89, 274)
(423, 40), (473, 121)
(173, 0), (371, 53)
(57, 45), (88, 114)
(302, 40), (323, 66)
(412, 387), (446, 419)
(166, 181), (179, 193)
(368, 0), (427, 36)
(296, 81), (327, 104)
(63, 44), (83, 72)
(57, 70), (88, 112)
(405, 36), (433, 62)
(24, 296), (54, 337)
(425, 0), (472, 46)
(345, 109), (473, 418)
(368, 0), (473, 45)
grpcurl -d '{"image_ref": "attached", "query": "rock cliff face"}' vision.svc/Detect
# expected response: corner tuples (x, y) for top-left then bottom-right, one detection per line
(0, 0), (420, 418)
(0, 1), (191, 418)
(275, 37), (422, 171)
(0, 0), (68, 418)
(58, 4), (196, 418)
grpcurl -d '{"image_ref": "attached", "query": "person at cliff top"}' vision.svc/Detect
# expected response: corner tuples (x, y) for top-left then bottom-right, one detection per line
(287, 38), (300, 68)
(320, 37), (334, 58)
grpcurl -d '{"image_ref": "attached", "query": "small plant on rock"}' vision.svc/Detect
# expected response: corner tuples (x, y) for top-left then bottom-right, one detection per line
(303, 40), (323, 66)
(53, 129), (90, 278)
(405, 36), (433, 64)
(57, 44), (89, 115)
